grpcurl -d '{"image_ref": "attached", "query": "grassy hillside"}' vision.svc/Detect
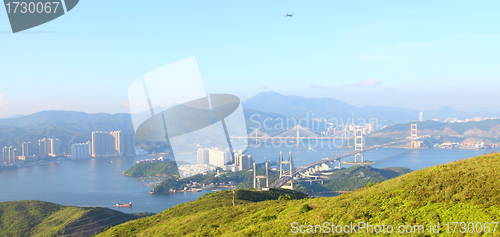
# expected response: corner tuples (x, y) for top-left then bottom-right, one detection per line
(0, 201), (148, 237)
(295, 165), (413, 193)
(99, 152), (500, 236)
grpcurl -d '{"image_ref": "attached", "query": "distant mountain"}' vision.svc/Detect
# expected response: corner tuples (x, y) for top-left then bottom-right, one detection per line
(243, 108), (291, 133)
(1, 114), (24, 119)
(243, 92), (417, 125)
(0, 125), (28, 148)
(243, 91), (362, 119)
(0, 111), (135, 152)
(424, 106), (468, 121)
(0, 110), (133, 130)
(243, 92), (500, 125)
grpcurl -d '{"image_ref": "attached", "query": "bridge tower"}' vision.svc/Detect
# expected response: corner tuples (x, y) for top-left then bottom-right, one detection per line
(334, 159), (342, 169)
(354, 127), (364, 162)
(279, 151), (293, 178)
(279, 151), (294, 189)
(254, 128), (259, 145)
(411, 123), (419, 148)
(253, 161), (269, 190)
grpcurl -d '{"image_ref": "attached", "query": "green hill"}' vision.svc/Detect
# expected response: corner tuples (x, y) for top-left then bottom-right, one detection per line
(99, 152), (500, 236)
(295, 165), (413, 193)
(0, 200), (148, 237)
(123, 161), (181, 177)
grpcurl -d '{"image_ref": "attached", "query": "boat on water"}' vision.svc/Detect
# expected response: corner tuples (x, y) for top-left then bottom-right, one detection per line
(116, 202), (132, 207)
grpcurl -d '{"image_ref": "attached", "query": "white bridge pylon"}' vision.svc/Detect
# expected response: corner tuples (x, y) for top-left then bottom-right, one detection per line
(279, 151), (294, 189)
(354, 126), (364, 162)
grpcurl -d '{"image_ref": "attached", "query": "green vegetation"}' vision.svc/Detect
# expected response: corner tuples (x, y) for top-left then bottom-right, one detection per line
(299, 204), (311, 213)
(295, 166), (412, 193)
(0, 200), (150, 237)
(278, 194), (291, 201)
(151, 168), (279, 193)
(99, 152), (500, 236)
(123, 161), (180, 177)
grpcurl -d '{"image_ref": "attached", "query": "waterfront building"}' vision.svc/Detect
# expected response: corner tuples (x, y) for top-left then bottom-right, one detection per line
(71, 142), (91, 159)
(38, 138), (52, 158)
(2, 146), (8, 163)
(124, 133), (135, 156)
(22, 142), (31, 158)
(197, 148), (209, 164)
(419, 112), (423, 122)
(38, 138), (61, 158)
(110, 131), (123, 154)
(7, 146), (16, 162)
(91, 131), (115, 157)
(49, 139), (61, 157)
(92, 131), (130, 157)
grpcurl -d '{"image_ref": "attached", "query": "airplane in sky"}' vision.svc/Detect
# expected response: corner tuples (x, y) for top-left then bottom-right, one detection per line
(284, 13), (294, 17)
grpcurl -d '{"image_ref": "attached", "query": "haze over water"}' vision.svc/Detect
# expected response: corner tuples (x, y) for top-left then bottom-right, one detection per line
(0, 144), (498, 214)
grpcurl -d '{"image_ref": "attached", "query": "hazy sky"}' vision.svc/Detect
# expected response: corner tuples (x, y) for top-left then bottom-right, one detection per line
(1, 1), (500, 118)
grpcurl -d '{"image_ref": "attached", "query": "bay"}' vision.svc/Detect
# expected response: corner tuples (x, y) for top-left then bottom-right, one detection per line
(0, 142), (498, 214)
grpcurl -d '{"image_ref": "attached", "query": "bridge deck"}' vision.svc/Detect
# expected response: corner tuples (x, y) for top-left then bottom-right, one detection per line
(269, 139), (414, 188)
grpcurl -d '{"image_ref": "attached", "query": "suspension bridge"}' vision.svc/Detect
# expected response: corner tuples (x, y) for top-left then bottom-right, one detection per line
(268, 123), (423, 189)
(231, 124), (357, 146)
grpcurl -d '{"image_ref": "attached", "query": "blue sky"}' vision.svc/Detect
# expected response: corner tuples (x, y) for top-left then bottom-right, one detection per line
(1, 1), (500, 117)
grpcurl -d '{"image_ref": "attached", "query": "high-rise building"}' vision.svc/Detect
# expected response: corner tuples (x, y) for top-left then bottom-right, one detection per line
(7, 146), (16, 162)
(110, 131), (123, 154)
(21, 142), (31, 158)
(2, 146), (8, 163)
(91, 131), (125, 157)
(419, 112), (423, 122)
(49, 139), (61, 157)
(38, 138), (51, 158)
(197, 148), (209, 164)
(92, 131), (113, 157)
(38, 138), (61, 158)
(124, 133), (135, 156)
(208, 148), (232, 168)
(235, 153), (253, 171)
(71, 142), (91, 159)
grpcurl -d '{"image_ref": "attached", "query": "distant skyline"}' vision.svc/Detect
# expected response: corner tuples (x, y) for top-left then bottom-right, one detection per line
(1, 1), (500, 118)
